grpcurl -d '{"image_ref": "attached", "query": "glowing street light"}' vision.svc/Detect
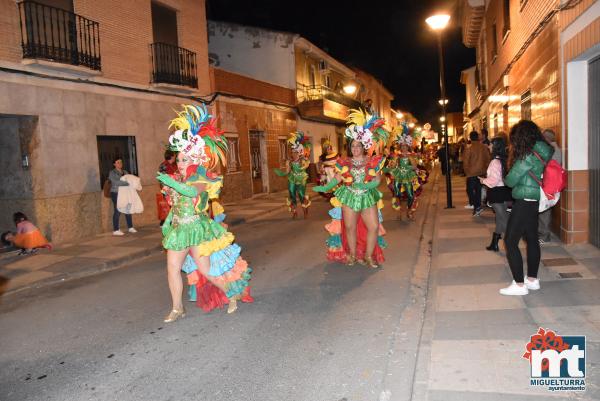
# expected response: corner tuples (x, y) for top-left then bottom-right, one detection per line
(438, 98), (449, 105)
(425, 14), (450, 31)
(395, 111), (404, 119)
(408, 122), (415, 128)
(439, 116), (446, 122)
(343, 83), (357, 95)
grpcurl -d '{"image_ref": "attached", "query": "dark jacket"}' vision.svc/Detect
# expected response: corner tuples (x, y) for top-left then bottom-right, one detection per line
(463, 141), (491, 177)
(504, 141), (553, 200)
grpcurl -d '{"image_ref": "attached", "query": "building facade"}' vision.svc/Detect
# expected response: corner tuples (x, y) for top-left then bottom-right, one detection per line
(208, 20), (395, 196)
(0, 0), (211, 243)
(460, 0), (600, 246)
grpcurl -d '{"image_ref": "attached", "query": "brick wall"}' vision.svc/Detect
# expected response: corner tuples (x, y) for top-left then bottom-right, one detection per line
(0, 0), (23, 63)
(560, 0), (597, 29)
(485, 0), (557, 93)
(1, 0), (210, 94)
(213, 68), (295, 106)
(215, 99), (297, 200)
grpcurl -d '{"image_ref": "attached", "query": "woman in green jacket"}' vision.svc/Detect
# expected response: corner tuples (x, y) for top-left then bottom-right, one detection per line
(500, 120), (554, 296)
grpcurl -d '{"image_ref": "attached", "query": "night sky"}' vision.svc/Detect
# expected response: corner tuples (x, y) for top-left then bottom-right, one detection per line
(206, 0), (476, 128)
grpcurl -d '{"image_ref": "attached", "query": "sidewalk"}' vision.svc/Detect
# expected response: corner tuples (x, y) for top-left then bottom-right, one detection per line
(0, 186), (319, 298)
(413, 173), (600, 400)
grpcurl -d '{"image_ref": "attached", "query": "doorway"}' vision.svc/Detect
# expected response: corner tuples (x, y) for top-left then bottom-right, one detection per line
(96, 136), (138, 189)
(249, 130), (267, 194)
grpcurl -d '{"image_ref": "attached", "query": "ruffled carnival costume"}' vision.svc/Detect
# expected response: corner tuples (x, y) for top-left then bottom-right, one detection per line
(158, 105), (253, 314)
(274, 131), (312, 218)
(385, 124), (427, 220)
(314, 109), (388, 266)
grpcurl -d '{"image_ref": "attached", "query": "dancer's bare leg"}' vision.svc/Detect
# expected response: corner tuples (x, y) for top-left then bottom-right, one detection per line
(166, 249), (188, 311)
(361, 206), (379, 260)
(342, 205), (359, 262)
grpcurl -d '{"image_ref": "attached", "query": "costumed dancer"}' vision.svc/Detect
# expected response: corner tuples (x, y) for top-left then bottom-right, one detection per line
(157, 104), (253, 322)
(384, 123), (423, 220)
(317, 138), (339, 199)
(313, 109), (388, 268)
(274, 131), (312, 219)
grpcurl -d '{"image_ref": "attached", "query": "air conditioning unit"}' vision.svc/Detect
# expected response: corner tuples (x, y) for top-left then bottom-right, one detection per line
(318, 59), (328, 72)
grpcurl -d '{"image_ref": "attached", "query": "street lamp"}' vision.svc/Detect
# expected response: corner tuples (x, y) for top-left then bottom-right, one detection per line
(426, 12), (453, 209)
(395, 111), (404, 119)
(438, 98), (449, 105)
(343, 83), (357, 95)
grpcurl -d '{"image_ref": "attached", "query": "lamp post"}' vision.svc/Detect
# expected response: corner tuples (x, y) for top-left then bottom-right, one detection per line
(426, 13), (453, 209)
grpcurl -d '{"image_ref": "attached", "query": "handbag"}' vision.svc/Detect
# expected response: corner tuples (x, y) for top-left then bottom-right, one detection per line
(538, 187), (560, 212)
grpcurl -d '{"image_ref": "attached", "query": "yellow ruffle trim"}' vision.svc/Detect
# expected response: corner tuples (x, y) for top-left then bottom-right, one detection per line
(195, 232), (235, 256)
(330, 197), (342, 208)
(212, 201), (225, 216)
(377, 199), (384, 210)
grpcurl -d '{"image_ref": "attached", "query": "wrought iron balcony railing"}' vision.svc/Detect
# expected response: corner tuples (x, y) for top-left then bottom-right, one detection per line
(150, 43), (198, 88)
(18, 1), (101, 70)
(296, 83), (362, 109)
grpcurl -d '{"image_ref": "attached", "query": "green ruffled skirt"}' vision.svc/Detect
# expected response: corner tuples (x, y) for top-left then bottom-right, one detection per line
(163, 215), (227, 251)
(334, 186), (381, 211)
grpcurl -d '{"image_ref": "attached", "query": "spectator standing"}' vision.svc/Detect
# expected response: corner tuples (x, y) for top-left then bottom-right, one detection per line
(481, 128), (491, 146)
(500, 120), (553, 296)
(462, 131), (491, 215)
(109, 157), (135, 236)
(480, 135), (512, 251)
(159, 150), (178, 176)
(437, 141), (450, 176)
(538, 129), (561, 244)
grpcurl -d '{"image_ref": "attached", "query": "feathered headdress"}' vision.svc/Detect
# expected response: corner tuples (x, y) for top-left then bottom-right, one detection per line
(345, 108), (389, 156)
(287, 131), (311, 158)
(392, 122), (414, 147)
(168, 104), (228, 169)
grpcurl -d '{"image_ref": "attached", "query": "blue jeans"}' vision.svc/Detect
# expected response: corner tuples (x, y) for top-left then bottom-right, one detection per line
(111, 192), (132, 231)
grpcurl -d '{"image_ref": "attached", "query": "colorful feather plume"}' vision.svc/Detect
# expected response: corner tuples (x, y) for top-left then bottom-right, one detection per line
(168, 104), (228, 169)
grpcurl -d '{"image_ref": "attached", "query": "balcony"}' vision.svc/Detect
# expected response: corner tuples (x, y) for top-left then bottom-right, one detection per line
(150, 43), (197, 89)
(296, 83), (362, 123)
(18, 1), (101, 72)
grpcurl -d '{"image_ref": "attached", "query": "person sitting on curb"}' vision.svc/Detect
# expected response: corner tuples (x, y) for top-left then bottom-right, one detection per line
(1, 212), (52, 255)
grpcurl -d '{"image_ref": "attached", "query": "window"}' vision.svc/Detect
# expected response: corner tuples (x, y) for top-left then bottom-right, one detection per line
(309, 65), (316, 86)
(521, 90), (532, 121)
(324, 74), (331, 88)
(225, 135), (241, 173)
(96, 136), (138, 189)
(502, 0), (511, 40)
(491, 21), (498, 61)
(278, 137), (289, 167)
(520, 0), (528, 11)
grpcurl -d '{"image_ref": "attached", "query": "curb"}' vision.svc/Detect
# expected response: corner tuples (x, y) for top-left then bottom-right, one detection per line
(376, 169), (439, 401)
(2, 244), (164, 298)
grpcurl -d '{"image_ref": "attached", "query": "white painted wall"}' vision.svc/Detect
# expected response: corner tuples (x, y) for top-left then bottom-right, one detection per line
(566, 61), (588, 171)
(208, 21), (298, 89)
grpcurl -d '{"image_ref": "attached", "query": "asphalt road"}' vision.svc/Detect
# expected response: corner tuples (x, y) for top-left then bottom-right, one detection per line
(0, 186), (434, 401)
